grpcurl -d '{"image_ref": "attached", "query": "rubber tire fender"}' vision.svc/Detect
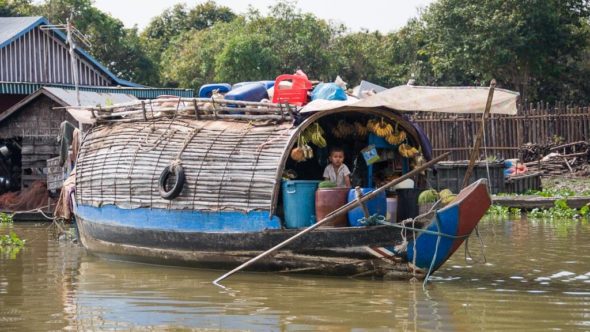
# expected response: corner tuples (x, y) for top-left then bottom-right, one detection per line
(158, 164), (185, 200)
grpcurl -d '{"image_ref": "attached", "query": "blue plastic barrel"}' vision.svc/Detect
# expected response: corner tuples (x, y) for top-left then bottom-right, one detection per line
(233, 81), (275, 90)
(347, 188), (387, 226)
(282, 180), (320, 228)
(198, 83), (231, 98)
(224, 83), (269, 103)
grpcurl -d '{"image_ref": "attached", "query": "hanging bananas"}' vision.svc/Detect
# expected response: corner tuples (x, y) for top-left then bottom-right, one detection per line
(398, 143), (420, 158)
(353, 121), (368, 137)
(302, 123), (327, 148)
(385, 130), (406, 145)
(332, 120), (354, 138)
(369, 118), (394, 138)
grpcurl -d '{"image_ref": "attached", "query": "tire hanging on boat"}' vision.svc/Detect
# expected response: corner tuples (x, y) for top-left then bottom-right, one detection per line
(158, 164), (186, 200)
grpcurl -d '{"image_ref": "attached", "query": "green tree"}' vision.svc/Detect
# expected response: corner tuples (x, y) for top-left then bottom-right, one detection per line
(159, 1), (341, 88)
(382, 19), (434, 87)
(215, 34), (280, 83)
(420, 0), (590, 101)
(0, 0), (33, 16)
(249, 1), (339, 80)
(142, 1), (236, 85)
(330, 30), (389, 87)
(160, 19), (242, 88)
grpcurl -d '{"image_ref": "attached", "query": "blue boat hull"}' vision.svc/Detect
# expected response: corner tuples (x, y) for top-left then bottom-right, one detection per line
(74, 180), (490, 278)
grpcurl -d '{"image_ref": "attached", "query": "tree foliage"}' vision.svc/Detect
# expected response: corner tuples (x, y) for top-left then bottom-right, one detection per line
(420, 0), (590, 101)
(0, 0), (33, 16)
(3, 0), (590, 102)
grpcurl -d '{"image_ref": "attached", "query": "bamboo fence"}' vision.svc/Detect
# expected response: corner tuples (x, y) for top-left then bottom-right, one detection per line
(412, 102), (590, 160)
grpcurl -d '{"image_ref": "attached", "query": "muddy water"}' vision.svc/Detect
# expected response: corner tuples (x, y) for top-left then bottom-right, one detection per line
(1, 218), (589, 331)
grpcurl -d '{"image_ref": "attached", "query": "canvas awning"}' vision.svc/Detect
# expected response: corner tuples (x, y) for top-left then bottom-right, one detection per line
(301, 85), (519, 115)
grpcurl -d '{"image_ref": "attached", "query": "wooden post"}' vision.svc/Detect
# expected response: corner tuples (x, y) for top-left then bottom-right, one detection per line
(462, 80), (496, 189)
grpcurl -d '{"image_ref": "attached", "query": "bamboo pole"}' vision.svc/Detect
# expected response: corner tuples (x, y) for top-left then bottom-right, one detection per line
(461, 80), (496, 189)
(212, 152), (450, 285)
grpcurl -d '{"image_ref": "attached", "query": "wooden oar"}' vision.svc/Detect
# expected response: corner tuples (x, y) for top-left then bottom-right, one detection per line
(213, 152), (450, 285)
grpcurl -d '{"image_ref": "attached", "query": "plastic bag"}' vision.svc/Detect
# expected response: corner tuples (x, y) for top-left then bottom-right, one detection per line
(311, 83), (347, 101)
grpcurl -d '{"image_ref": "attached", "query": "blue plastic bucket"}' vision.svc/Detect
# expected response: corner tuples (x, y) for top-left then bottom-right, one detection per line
(347, 188), (387, 226)
(282, 180), (320, 228)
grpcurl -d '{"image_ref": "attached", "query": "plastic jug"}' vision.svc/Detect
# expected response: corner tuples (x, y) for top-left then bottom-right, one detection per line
(272, 74), (312, 106)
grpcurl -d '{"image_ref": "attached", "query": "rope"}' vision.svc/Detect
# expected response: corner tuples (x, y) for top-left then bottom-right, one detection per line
(464, 225), (487, 264)
(172, 127), (200, 165)
(372, 214), (473, 289)
(256, 128), (290, 152)
(9, 205), (53, 220)
(422, 215), (443, 289)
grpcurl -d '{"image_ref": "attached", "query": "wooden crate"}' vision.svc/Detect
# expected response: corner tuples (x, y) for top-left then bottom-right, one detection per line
(427, 161), (505, 194)
(504, 172), (543, 194)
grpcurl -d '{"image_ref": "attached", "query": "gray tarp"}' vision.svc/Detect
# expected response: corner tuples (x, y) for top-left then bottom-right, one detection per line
(301, 85), (519, 115)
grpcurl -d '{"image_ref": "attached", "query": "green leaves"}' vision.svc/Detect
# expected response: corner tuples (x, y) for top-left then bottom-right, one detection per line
(0, 212), (13, 224)
(7, 0), (590, 100)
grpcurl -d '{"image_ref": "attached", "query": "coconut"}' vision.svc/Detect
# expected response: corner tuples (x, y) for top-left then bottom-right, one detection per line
(439, 189), (454, 199)
(418, 189), (438, 205)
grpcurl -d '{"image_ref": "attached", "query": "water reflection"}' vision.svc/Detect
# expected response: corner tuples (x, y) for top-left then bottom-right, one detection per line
(1, 219), (590, 331)
(69, 259), (464, 331)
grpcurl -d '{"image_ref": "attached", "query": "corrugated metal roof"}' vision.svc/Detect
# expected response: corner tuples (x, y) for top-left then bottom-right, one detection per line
(0, 87), (137, 124)
(0, 82), (194, 98)
(0, 16), (142, 87)
(43, 87), (137, 106)
(0, 16), (43, 48)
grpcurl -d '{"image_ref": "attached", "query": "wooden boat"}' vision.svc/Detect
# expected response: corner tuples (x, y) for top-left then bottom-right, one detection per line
(70, 85), (518, 279)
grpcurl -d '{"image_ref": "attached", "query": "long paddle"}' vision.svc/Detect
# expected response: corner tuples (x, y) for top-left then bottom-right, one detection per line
(462, 80), (496, 189)
(213, 152), (450, 285)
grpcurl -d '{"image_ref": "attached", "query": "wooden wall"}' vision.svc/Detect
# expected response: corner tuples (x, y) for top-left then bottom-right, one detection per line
(0, 26), (113, 86)
(0, 96), (77, 189)
(412, 103), (590, 160)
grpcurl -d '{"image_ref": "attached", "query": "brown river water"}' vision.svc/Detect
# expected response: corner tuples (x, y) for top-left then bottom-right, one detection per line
(1, 218), (590, 331)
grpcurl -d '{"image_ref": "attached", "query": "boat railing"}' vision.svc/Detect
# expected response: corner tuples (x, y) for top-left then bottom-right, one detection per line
(63, 97), (297, 123)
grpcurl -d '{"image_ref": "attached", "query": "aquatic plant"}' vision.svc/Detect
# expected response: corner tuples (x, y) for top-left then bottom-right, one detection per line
(528, 199), (588, 220)
(0, 212), (13, 224)
(525, 188), (579, 198)
(0, 231), (25, 259)
(0, 231), (24, 247)
(485, 205), (522, 218)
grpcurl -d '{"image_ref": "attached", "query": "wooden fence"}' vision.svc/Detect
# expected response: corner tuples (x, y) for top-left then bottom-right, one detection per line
(412, 103), (590, 160)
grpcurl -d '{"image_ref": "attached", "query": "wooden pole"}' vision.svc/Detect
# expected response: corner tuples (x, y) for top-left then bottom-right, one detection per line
(213, 152), (450, 285)
(461, 80), (496, 189)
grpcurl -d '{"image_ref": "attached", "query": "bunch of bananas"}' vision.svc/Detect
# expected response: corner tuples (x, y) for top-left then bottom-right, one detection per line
(398, 143), (419, 158)
(385, 129), (407, 145)
(302, 123), (327, 148)
(354, 121), (368, 138)
(332, 120), (354, 138)
(368, 118), (394, 138)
